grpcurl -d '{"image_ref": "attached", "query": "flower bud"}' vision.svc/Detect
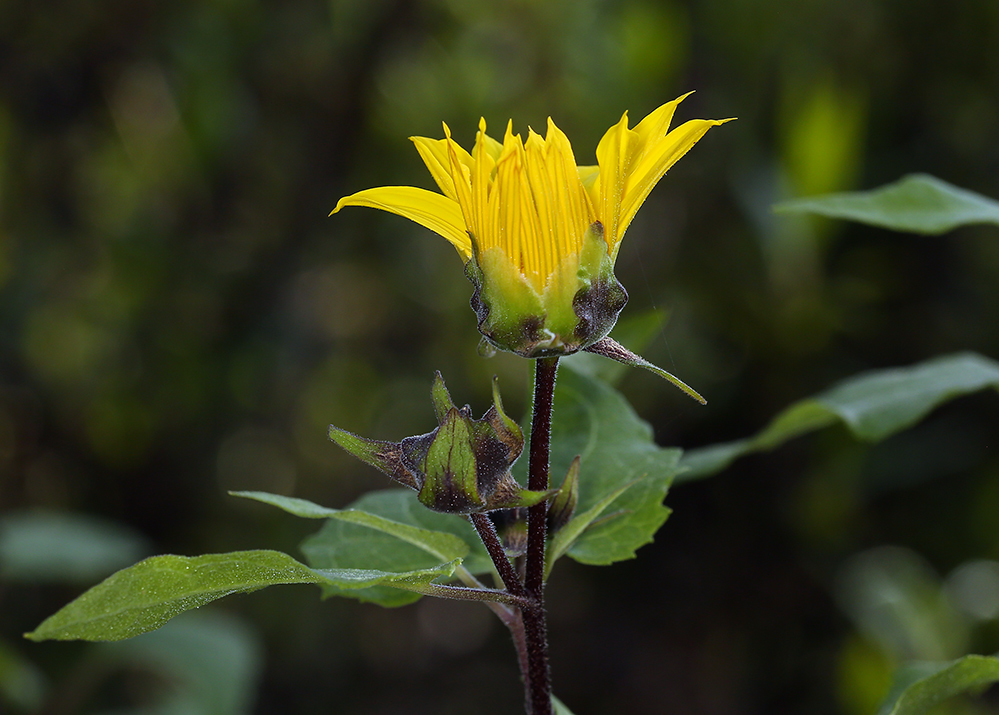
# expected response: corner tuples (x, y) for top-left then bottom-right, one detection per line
(329, 373), (550, 514)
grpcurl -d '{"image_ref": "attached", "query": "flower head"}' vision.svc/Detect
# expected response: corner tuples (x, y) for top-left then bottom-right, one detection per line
(333, 94), (730, 366)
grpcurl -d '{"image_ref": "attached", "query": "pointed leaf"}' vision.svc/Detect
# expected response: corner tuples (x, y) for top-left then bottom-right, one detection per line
(536, 366), (683, 567)
(301, 489), (491, 605)
(546, 478), (637, 578)
(680, 352), (999, 481)
(774, 174), (999, 234)
(877, 654), (999, 715)
(26, 550), (457, 641)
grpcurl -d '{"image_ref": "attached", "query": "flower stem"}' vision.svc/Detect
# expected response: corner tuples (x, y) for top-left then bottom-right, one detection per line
(470, 357), (558, 714)
(470, 512), (526, 597)
(522, 356), (558, 715)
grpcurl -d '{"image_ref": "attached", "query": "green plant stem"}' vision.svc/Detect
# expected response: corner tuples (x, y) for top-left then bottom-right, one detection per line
(522, 356), (558, 715)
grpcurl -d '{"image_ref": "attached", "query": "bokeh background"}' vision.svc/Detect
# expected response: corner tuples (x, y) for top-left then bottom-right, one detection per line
(2, 0), (999, 713)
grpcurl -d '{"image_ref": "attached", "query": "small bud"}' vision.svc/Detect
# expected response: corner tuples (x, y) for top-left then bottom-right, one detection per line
(547, 456), (580, 533)
(329, 373), (550, 514)
(488, 507), (529, 557)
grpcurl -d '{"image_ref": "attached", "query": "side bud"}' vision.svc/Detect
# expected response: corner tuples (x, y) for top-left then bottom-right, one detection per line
(546, 456), (580, 533)
(329, 372), (550, 514)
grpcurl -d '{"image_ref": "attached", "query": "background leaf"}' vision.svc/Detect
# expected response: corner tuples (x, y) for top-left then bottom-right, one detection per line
(774, 174), (999, 234)
(93, 611), (263, 715)
(877, 654), (999, 715)
(0, 511), (151, 584)
(679, 352), (999, 481)
(26, 550), (457, 641)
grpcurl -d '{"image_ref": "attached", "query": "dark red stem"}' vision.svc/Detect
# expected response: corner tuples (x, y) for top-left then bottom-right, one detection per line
(522, 356), (558, 715)
(470, 512), (526, 597)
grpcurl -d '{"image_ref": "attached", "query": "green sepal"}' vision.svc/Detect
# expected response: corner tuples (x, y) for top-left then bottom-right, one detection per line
(488, 508), (529, 557)
(430, 370), (456, 422)
(584, 336), (706, 404)
(485, 375), (523, 450)
(466, 223), (628, 358)
(415, 408), (482, 513)
(327, 426), (419, 490)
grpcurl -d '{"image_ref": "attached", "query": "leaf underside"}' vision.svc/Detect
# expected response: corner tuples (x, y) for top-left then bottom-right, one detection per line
(877, 654), (999, 715)
(679, 352), (999, 482)
(774, 173), (999, 234)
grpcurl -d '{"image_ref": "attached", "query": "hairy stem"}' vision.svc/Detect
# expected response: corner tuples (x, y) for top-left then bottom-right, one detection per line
(470, 512), (527, 597)
(522, 356), (559, 715)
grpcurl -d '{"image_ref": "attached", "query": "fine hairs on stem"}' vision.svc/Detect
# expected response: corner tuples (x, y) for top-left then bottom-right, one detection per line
(467, 357), (559, 715)
(477, 357), (559, 715)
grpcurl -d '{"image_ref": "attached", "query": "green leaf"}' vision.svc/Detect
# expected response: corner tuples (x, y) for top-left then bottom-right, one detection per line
(774, 174), (999, 234)
(301, 489), (490, 606)
(26, 550), (457, 641)
(680, 352), (999, 481)
(877, 654), (999, 715)
(543, 366), (683, 567)
(232, 491), (470, 564)
(546, 479), (636, 579)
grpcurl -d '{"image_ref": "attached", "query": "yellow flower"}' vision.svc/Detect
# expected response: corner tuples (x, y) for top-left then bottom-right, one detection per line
(332, 93), (730, 362)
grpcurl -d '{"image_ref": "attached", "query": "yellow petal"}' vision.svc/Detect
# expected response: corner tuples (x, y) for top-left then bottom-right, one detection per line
(411, 136), (459, 201)
(489, 124), (545, 286)
(593, 111), (639, 252)
(332, 186), (472, 259)
(524, 119), (595, 273)
(471, 118), (494, 247)
(617, 118), (733, 249)
(630, 93), (692, 149)
(472, 122), (504, 163)
(443, 124), (477, 244)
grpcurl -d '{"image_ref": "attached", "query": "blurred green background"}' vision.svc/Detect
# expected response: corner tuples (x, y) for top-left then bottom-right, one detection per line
(2, 0), (998, 713)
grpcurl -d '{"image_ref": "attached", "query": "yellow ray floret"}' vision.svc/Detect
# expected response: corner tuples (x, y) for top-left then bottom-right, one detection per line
(332, 94), (732, 291)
